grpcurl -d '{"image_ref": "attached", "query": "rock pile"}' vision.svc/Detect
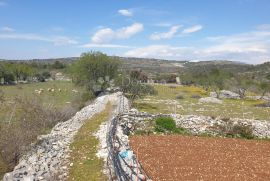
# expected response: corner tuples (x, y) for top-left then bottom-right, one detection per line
(173, 114), (270, 138)
(119, 109), (156, 135)
(3, 92), (123, 181)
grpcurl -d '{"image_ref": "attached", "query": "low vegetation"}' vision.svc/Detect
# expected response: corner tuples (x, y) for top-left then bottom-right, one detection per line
(213, 121), (254, 139)
(0, 81), (90, 177)
(134, 116), (256, 139)
(134, 85), (270, 120)
(68, 103), (112, 181)
(0, 60), (67, 84)
(0, 96), (74, 176)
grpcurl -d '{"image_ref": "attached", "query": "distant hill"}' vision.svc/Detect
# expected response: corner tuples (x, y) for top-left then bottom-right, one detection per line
(118, 57), (188, 74)
(1, 56), (269, 78)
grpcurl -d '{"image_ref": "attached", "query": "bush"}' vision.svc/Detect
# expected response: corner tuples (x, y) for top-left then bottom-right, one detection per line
(215, 121), (254, 139)
(154, 117), (189, 134)
(230, 124), (254, 139)
(155, 117), (176, 132)
(176, 95), (184, 99)
(191, 94), (201, 99)
(221, 117), (230, 122)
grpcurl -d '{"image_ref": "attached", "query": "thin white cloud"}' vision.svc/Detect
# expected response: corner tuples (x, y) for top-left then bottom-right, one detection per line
(91, 23), (143, 44)
(118, 9), (133, 17)
(80, 43), (132, 48)
(150, 25), (182, 40)
(124, 28), (270, 64)
(154, 23), (172, 27)
(53, 36), (78, 46)
(182, 25), (203, 34)
(1, 26), (15, 32)
(0, 33), (78, 46)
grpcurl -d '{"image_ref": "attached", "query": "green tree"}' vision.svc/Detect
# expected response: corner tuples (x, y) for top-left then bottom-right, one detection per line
(51, 60), (65, 69)
(0, 62), (15, 84)
(70, 52), (120, 94)
(116, 71), (156, 104)
(208, 69), (228, 98)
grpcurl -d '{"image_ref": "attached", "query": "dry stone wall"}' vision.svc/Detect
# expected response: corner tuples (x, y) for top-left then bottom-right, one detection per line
(3, 92), (123, 181)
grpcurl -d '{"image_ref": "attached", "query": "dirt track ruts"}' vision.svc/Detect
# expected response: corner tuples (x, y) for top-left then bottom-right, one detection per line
(130, 135), (270, 181)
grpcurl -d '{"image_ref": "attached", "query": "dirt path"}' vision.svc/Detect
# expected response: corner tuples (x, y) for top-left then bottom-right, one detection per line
(130, 135), (270, 181)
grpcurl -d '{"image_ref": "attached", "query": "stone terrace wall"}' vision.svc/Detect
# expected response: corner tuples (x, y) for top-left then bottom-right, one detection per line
(119, 109), (270, 138)
(3, 92), (123, 181)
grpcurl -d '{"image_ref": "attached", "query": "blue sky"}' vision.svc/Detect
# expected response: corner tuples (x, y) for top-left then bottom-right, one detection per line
(0, 0), (270, 64)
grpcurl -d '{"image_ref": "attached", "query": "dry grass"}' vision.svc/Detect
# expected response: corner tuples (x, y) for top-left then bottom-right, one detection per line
(0, 81), (86, 178)
(68, 103), (112, 181)
(0, 96), (76, 178)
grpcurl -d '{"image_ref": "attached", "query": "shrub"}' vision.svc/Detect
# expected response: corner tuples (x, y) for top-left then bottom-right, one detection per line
(214, 121), (254, 139)
(230, 124), (254, 139)
(154, 117), (189, 134)
(221, 117), (230, 122)
(155, 117), (176, 132)
(176, 95), (184, 99)
(191, 94), (201, 99)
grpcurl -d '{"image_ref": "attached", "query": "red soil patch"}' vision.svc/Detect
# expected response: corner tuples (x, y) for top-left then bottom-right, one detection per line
(130, 135), (270, 181)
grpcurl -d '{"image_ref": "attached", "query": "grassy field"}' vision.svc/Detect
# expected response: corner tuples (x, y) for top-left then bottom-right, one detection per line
(134, 85), (270, 120)
(68, 103), (112, 181)
(0, 81), (83, 107)
(0, 81), (84, 178)
(0, 81), (84, 122)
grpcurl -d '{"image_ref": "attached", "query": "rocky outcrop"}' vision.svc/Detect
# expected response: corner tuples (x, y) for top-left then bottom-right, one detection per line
(210, 90), (240, 99)
(3, 92), (123, 181)
(199, 97), (223, 104)
(246, 95), (270, 101)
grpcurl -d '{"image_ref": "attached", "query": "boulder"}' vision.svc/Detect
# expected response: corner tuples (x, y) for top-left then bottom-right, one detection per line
(199, 97), (223, 104)
(219, 90), (240, 99)
(210, 90), (240, 99)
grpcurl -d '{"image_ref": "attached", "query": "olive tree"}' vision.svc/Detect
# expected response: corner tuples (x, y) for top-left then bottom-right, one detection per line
(116, 71), (156, 104)
(70, 51), (120, 94)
